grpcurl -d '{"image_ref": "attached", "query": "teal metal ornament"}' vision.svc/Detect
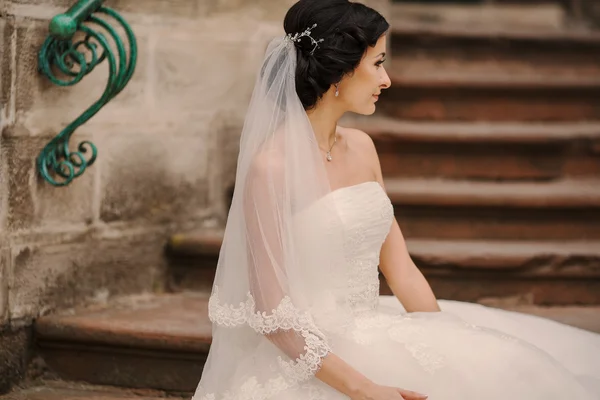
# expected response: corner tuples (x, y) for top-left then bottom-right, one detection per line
(37, 0), (137, 186)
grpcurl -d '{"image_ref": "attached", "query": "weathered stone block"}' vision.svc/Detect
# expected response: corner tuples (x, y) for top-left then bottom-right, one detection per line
(8, 0), (74, 7)
(0, 17), (11, 109)
(205, 0), (390, 23)
(152, 22), (261, 115)
(12, 0), (199, 17)
(0, 139), (8, 234)
(2, 135), (36, 231)
(99, 132), (210, 223)
(0, 249), (9, 325)
(0, 17), (14, 118)
(104, 0), (201, 18)
(9, 234), (167, 321)
(0, 326), (31, 395)
(1, 135), (95, 231)
(13, 19), (47, 122)
(209, 0), (295, 20)
(9, 0), (214, 18)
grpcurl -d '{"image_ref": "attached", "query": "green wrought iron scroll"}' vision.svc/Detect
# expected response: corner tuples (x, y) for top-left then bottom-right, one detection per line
(37, 0), (137, 186)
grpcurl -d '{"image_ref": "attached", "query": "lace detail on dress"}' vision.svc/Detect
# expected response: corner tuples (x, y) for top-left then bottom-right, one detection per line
(380, 199), (394, 221)
(338, 184), (392, 314)
(196, 379), (327, 400)
(196, 377), (293, 400)
(388, 323), (446, 375)
(346, 258), (380, 312)
(403, 342), (445, 374)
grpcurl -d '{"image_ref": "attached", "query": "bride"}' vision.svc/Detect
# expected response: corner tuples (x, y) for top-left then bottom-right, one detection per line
(193, 0), (600, 399)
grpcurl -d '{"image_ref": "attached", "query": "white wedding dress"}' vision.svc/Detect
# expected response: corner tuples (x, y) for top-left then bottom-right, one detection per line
(278, 180), (600, 399)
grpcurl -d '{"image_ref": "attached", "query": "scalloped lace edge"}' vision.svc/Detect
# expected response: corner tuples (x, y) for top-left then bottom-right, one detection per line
(201, 286), (331, 399)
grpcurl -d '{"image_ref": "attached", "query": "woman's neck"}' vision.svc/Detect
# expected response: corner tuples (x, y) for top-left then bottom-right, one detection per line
(306, 100), (345, 151)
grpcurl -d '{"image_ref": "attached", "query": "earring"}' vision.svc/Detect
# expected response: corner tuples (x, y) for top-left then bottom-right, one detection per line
(335, 84), (339, 97)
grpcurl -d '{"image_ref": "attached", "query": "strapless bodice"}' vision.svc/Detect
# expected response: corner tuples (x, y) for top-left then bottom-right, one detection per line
(294, 181), (394, 314)
(330, 182), (394, 311)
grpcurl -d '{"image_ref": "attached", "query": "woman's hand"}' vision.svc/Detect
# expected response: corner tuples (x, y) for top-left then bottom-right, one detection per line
(397, 388), (429, 400)
(351, 382), (428, 400)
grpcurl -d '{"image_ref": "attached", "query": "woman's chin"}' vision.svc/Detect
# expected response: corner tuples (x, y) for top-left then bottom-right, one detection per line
(352, 104), (377, 116)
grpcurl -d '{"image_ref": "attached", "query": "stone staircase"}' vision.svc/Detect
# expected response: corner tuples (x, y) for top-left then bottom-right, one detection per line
(354, 21), (600, 304)
(167, 14), (600, 306)
(4, 6), (600, 400)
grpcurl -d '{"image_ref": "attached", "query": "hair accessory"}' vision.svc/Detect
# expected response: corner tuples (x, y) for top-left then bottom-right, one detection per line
(285, 23), (324, 55)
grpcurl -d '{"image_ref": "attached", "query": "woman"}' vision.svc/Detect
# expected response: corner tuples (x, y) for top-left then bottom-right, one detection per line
(193, 1), (600, 399)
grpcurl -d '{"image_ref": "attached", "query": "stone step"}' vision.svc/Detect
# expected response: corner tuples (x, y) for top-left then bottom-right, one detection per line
(344, 116), (600, 180)
(404, 238), (600, 305)
(390, 10), (600, 80)
(34, 293), (212, 393)
(31, 294), (600, 395)
(386, 177), (600, 240)
(378, 72), (600, 121)
(386, 4), (600, 122)
(167, 233), (600, 304)
(391, 3), (567, 33)
(0, 381), (183, 400)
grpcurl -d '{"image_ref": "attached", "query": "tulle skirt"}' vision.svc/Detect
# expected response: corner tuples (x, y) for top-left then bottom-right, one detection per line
(273, 297), (600, 400)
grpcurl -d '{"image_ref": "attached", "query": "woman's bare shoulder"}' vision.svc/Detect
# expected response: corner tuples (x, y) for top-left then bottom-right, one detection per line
(337, 125), (383, 181)
(337, 125), (377, 155)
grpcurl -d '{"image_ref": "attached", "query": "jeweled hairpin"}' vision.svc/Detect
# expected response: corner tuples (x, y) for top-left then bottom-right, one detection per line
(285, 23), (324, 55)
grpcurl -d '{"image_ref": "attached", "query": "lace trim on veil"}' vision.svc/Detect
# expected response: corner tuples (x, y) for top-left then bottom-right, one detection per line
(201, 287), (331, 399)
(209, 286), (328, 337)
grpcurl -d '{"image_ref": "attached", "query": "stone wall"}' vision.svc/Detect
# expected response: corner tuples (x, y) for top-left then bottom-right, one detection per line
(0, 0), (389, 392)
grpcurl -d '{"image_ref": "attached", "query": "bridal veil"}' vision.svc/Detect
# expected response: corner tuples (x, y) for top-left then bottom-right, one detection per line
(193, 35), (355, 400)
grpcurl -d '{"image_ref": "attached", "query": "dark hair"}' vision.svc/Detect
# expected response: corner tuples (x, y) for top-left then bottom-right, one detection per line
(284, 0), (389, 110)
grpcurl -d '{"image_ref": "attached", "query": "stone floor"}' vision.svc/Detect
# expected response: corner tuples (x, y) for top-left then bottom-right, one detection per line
(0, 380), (186, 400)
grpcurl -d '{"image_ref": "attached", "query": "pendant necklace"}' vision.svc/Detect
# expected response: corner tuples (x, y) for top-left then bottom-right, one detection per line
(326, 133), (337, 162)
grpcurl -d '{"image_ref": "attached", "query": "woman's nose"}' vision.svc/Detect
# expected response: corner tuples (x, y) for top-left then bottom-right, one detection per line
(381, 68), (391, 89)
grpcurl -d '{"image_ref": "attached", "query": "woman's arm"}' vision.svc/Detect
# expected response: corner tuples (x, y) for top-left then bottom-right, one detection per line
(359, 129), (440, 313)
(316, 353), (375, 398)
(379, 218), (440, 313)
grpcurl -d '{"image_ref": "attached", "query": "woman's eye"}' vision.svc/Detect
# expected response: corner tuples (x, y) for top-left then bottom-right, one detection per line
(376, 59), (386, 67)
